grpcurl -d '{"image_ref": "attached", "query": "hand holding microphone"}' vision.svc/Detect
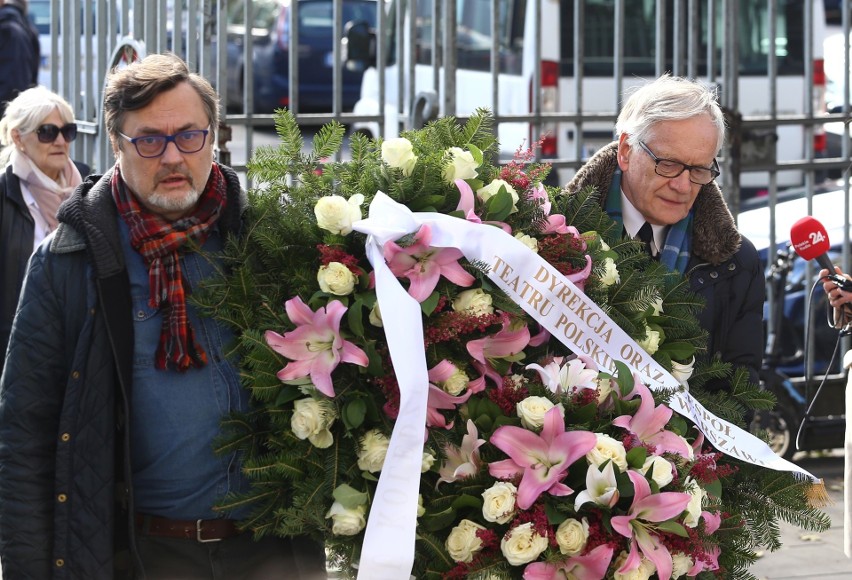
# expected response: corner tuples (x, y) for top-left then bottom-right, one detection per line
(790, 216), (852, 318)
(790, 216), (852, 292)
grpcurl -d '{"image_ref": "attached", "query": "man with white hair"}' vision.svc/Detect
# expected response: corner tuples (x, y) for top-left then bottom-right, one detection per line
(565, 74), (764, 394)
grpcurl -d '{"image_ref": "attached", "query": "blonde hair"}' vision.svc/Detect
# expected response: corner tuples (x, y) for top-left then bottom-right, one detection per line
(0, 86), (76, 164)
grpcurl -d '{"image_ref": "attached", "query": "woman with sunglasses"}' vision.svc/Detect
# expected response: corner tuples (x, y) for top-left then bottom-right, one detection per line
(0, 86), (89, 373)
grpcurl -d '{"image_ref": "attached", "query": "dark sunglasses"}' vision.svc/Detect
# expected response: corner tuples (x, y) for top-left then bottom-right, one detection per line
(35, 123), (78, 143)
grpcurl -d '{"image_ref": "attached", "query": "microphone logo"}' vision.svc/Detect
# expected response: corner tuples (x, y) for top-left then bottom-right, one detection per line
(793, 229), (827, 254)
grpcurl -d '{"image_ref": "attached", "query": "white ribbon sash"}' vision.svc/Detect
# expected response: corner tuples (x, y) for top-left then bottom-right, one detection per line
(353, 191), (816, 579)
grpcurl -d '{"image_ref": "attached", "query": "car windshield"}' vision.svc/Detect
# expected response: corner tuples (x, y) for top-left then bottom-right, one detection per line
(300, 0), (376, 38)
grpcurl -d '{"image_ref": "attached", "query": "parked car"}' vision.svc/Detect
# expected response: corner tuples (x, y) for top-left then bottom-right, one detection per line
(738, 183), (849, 459)
(222, 0), (377, 113)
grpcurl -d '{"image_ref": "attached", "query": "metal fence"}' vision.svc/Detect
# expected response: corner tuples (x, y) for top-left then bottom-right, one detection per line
(39, 0), (852, 372)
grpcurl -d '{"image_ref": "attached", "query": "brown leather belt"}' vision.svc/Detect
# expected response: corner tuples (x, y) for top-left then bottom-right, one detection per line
(135, 514), (241, 543)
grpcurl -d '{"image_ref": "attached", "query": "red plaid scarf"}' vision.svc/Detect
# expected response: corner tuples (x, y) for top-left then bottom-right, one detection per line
(111, 165), (227, 371)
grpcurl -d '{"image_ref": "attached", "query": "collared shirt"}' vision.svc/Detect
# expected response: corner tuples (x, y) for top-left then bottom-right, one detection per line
(621, 191), (667, 257)
(119, 217), (251, 520)
(20, 181), (49, 252)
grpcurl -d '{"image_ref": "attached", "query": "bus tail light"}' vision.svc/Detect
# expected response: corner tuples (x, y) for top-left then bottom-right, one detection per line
(531, 60), (558, 157)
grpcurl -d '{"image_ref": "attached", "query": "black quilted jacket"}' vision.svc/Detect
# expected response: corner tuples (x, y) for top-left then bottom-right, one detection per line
(1, 162), (90, 378)
(0, 165), (246, 579)
(565, 142), (765, 391)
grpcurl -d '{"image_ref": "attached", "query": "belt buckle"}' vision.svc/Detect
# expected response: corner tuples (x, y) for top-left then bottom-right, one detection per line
(196, 519), (222, 543)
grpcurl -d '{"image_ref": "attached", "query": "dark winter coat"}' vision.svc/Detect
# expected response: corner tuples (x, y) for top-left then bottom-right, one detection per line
(565, 142), (765, 390)
(0, 164), (246, 579)
(0, 161), (91, 376)
(0, 1), (40, 116)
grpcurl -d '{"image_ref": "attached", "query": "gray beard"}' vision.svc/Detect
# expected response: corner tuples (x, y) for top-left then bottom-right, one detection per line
(146, 187), (203, 214)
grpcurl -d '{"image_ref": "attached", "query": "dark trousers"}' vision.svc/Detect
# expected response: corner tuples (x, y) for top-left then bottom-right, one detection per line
(135, 534), (327, 579)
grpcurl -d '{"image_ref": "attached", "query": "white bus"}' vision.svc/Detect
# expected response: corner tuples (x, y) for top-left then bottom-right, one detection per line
(348, 0), (828, 197)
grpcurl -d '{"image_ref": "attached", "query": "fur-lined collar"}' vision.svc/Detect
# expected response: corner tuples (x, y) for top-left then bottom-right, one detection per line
(563, 142), (741, 265)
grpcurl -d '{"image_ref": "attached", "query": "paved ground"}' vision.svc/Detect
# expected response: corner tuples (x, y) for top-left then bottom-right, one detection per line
(750, 450), (851, 579)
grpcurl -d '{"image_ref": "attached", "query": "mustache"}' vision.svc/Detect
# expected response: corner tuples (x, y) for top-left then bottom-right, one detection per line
(154, 166), (193, 185)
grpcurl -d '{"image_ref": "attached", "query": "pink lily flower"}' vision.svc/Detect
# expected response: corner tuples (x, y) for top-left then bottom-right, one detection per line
(426, 385), (472, 429)
(426, 360), (473, 429)
(383, 224), (476, 302)
(688, 545), (721, 575)
(610, 470), (692, 580)
(454, 178), (483, 224)
(701, 510), (722, 534)
(454, 178), (513, 233)
(467, 317), (531, 380)
(527, 183), (577, 236)
(265, 297), (369, 398)
(489, 407), (596, 509)
(566, 254), (593, 293)
(612, 378), (693, 458)
(438, 419), (485, 485)
(523, 544), (614, 580)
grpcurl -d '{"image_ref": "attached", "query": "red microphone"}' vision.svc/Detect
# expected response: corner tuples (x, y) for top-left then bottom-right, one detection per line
(790, 216), (835, 273)
(789, 216), (852, 290)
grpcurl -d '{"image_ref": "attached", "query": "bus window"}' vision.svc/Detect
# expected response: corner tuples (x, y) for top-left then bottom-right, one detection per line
(559, 0), (809, 78)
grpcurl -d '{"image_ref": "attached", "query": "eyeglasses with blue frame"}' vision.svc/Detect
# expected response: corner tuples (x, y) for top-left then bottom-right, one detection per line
(636, 140), (720, 185)
(118, 128), (211, 158)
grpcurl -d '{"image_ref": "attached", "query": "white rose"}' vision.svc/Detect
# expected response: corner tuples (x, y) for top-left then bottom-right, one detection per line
(516, 397), (563, 430)
(671, 552), (694, 579)
(452, 288), (494, 316)
(443, 147), (479, 183)
(314, 194), (364, 235)
(417, 494), (426, 518)
(671, 357), (695, 387)
(637, 325), (661, 355)
(326, 501), (367, 536)
(641, 455), (674, 488)
(317, 262), (356, 295)
(381, 137), (418, 175)
(443, 369), (470, 396)
(422, 452), (436, 473)
(586, 433), (628, 471)
(445, 519), (485, 563)
(600, 257), (620, 286)
(481, 481), (517, 524)
(683, 477), (706, 528)
(500, 522), (548, 566)
(357, 429), (390, 473)
(555, 517), (589, 556)
(477, 179), (519, 213)
(368, 303), (383, 327)
(291, 398), (337, 448)
(613, 551), (656, 580)
(514, 232), (539, 253)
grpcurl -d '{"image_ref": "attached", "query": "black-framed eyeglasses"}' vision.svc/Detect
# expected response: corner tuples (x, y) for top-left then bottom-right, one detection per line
(637, 140), (720, 185)
(118, 128), (210, 158)
(35, 123), (78, 143)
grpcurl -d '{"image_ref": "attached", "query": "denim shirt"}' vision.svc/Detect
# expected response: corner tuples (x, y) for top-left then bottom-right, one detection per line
(119, 217), (250, 520)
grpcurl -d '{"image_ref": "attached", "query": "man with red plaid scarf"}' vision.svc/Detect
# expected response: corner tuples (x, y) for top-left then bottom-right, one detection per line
(0, 53), (326, 579)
